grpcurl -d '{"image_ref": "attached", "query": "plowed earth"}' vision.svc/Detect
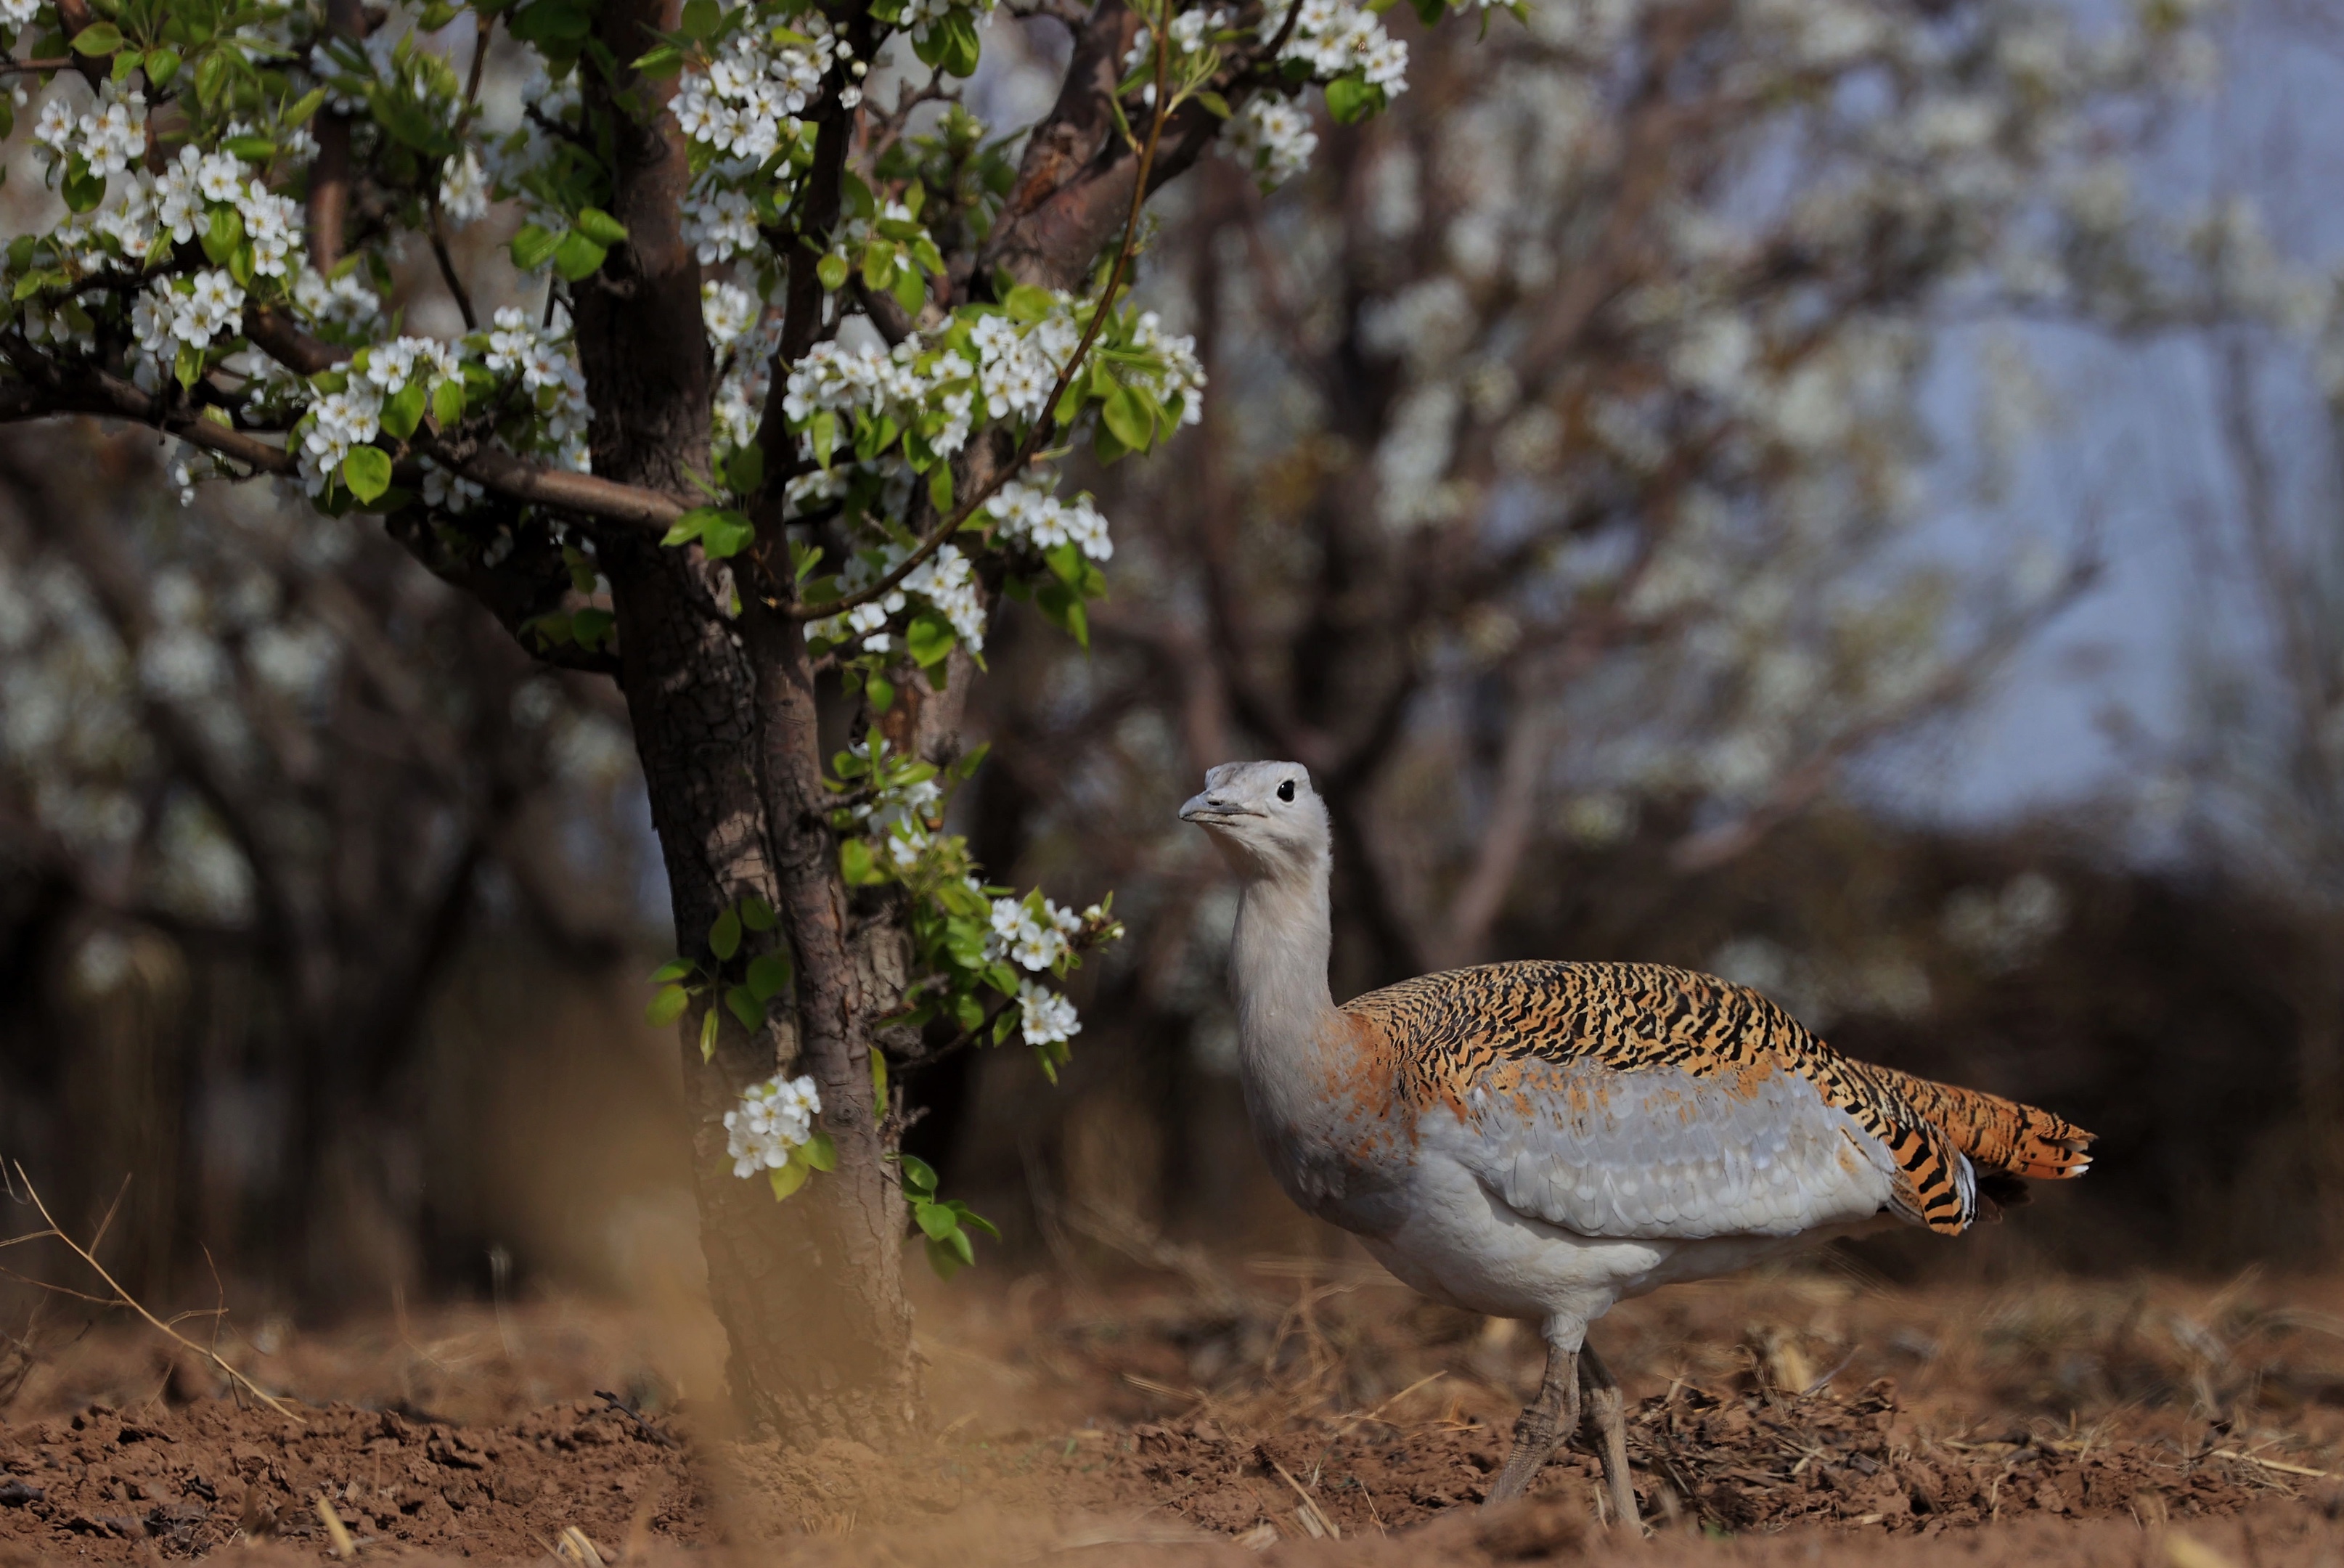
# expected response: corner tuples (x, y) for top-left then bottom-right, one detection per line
(2, 1265), (2343, 1564)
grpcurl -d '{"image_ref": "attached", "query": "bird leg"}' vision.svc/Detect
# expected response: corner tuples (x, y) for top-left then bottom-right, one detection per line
(1485, 1338), (1577, 1506)
(1577, 1342), (1641, 1532)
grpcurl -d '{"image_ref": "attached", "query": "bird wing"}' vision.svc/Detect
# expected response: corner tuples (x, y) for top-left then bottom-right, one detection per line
(1424, 1055), (1912, 1241)
(1345, 960), (2016, 1237)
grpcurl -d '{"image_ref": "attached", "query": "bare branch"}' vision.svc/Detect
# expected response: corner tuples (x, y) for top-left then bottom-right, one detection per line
(9, 1164), (302, 1421)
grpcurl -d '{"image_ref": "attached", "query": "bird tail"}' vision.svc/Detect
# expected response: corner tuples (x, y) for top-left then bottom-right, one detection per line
(1871, 1066), (2094, 1182)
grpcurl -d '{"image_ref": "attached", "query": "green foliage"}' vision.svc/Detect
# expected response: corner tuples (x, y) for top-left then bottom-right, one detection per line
(897, 1155), (999, 1277)
(642, 893), (790, 1059)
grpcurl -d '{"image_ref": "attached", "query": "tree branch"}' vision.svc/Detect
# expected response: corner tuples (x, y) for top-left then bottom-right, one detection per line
(777, 15), (1181, 621)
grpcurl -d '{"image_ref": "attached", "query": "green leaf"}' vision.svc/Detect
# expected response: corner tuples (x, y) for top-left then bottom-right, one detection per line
(200, 204), (243, 264)
(1003, 285), (1056, 323)
(698, 1005), (720, 1061)
(144, 47), (181, 86)
(725, 984), (761, 1032)
(645, 984), (691, 1026)
(680, 0), (721, 37)
(709, 907), (743, 960)
(381, 377), (428, 441)
(193, 49), (228, 109)
(891, 262), (928, 317)
(724, 441), (764, 494)
(701, 510), (754, 558)
(650, 958), (695, 983)
(840, 837), (878, 886)
(285, 88), (328, 126)
(905, 611), (955, 669)
(630, 42), (685, 74)
(510, 222), (563, 271)
(1323, 73), (1384, 125)
(927, 461), (953, 515)
(552, 230), (608, 281)
(573, 206), (630, 245)
(69, 21), (122, 54)
(817, 251), (849, 293)
(1100, 383), (1152, 451)
(1195, 89), (1230, 118)
(926, 1236), (965, 1278)
(739, 894), (776, 931)
(769, 1159), (809, 1200)
(809, 408), (837, 470)
(912, 1199), (959, 1242)
(431, 377), (466, 430)
(899, 1153), (939, 1196)
(223, 134), (277, 160)
(746, 952), (791, 1001)
(60, 161), (105, 213)
(570, 607), (615, 650)
(934, 9), (980, 75)
(954, 1204), (1002, 1241)
(799, 1128), (837, 1172)
(870, 1048), (887, 1114)
(341, 446), (393, 502)
(862, 239), (893, 294)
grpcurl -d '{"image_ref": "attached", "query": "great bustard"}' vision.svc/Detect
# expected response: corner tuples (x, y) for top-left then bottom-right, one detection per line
(1179, 761), (2093, 1524)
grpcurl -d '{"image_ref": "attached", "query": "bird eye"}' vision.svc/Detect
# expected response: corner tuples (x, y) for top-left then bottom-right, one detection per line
(1277, 779), (1296, 802)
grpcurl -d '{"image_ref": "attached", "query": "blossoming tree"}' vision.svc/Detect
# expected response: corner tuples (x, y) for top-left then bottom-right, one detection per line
(0, 0), (1476, 1432)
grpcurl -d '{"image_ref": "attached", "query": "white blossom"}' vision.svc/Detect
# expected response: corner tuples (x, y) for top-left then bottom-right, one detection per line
(438, 148), (490, 226)
(1222, 94), (1318, 190)
(1017, 981), (1081, 1047)
(724, 1073), (822, 1177)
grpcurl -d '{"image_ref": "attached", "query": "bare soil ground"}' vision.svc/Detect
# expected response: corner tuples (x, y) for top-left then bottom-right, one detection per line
(4, 1254), (2343, 1565)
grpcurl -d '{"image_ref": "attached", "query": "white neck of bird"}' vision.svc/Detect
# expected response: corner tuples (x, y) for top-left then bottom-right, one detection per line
(1228, 849), (1336, 1061)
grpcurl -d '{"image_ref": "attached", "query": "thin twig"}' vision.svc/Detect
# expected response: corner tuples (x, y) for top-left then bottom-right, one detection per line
(9, 1162), (302, 1421)
(465, 11), (494, 102)
(777, 0), (1180, 621)
(0, 58), (72, 74)
(427, 204), (480, 331)
(593, 1389), (680, 1448)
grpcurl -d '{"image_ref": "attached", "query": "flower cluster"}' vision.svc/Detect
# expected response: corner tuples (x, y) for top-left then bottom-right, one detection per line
(1128, 310), (1209, 422)
(1269, 0), (1408, 89)
(1222, 95), (1320, 190)
(987, 893), (1085, 972)
(682, 190), (762, 266)
(724, 1073), (822, 1178)
(784, 334), (978, 458)
(1124, 6), (1231, 75)
(968, 306), (1081, 423)
(986, 478), (1113, 562)
(292, 266), (385, 332)
(31, 79), (146, 178)
(714, 311), (787, 453)
(804, 539), (987, 654)
(439, 150), (491, 226)
(675, 20), (847, 162)
(703, 279), (762, 350)
(128, 273), (245, 392)
(1017, 981), (1082, 1047)
(480, 307), (594, 473)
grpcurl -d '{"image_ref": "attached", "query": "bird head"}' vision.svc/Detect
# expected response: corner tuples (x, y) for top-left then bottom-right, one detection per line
(1179, 761), (1330, 881)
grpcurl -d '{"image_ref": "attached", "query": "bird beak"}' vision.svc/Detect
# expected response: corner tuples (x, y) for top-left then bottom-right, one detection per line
(1180, 791), (1248, 824)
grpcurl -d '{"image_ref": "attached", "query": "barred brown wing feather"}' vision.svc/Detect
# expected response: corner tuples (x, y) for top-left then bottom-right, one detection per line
(1346, 960), (1996, 1236)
